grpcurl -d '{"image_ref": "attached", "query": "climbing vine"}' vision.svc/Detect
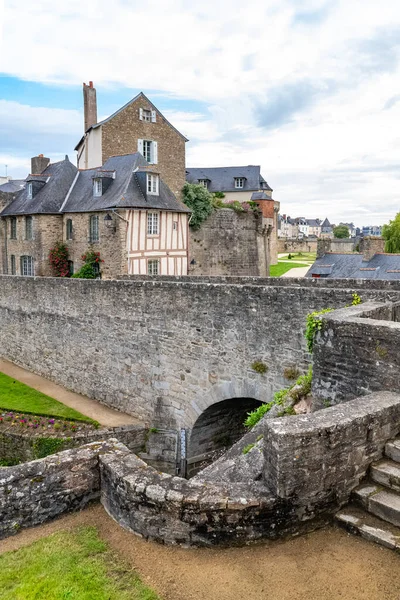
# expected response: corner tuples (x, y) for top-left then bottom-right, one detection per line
(49, 242), (70, 277)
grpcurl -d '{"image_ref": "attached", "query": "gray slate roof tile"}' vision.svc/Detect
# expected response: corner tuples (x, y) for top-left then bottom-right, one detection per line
(306, 253), (400, 280)
(186, 166), (272, 192)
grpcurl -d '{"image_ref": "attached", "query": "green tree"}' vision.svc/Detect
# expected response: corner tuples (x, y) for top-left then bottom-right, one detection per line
(182, 183), (213, 230)
(382, 212), (400, 253)
(333, 224), (350, 239)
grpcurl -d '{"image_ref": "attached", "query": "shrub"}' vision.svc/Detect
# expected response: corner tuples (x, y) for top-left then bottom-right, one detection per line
(49, 242), (70, 277)
(182, 183), (213, 230)
(72, 251), (103, 279)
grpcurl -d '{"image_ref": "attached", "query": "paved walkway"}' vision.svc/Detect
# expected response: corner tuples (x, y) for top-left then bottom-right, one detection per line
(281, 265), (311, 278)
(0, 358), (141, 427)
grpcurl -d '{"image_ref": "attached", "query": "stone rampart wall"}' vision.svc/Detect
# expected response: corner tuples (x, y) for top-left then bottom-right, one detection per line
(277, 238), (318, 254)
(1, 276), (400, 433)
(264, 392), (400, 520)
(312, 302), (400, 403)
(0, 440), (130, 539)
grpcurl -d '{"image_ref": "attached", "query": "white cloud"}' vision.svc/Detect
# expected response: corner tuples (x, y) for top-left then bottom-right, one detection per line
(0, 0), (400, 224)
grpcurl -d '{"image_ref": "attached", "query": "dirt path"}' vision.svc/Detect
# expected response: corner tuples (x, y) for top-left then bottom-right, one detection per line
(281, 265), (310, 277)
(1, 504), (399, 600)
(0, 359), (141, 427)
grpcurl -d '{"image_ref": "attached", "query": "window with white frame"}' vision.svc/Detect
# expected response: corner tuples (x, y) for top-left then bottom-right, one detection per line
(25, 216), (33, 240)
(27, 183), (33, 199)
(143, 140), (152, 162)
(148, 259), (159, 275)
(147, 212), (159, 235)
(147, 173), (159, 195)
(93, 178), (102, 197)
(138, 139), (158, 164)
(198, 179), (208, 188)
(10, 255), (16, 275)
(142, 109), (151, 122)
(234, 177), (245, 189)
(20, 255), (34, 276)
(89, 215), (99, 242)
(10, 217), (17, 239)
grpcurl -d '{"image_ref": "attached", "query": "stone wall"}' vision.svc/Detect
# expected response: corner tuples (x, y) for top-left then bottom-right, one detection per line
(1, 276), (400, 436)
(101, 95), (186, 198)
(0, 423), (147, 464)
(63, 210), (127, 279)
(277, 238), (318, 254)
(0, 440), (130, 539)
(312, 302), (400, 404)
(317, 238), (356, 257)
(264, 391), (400, 519)
(100, 391), (400, 546)
(189, 209), (268, 276)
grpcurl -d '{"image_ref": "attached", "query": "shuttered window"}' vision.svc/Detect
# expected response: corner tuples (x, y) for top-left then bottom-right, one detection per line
(89, 215), (99, 242)
(138, 139), (158, 164)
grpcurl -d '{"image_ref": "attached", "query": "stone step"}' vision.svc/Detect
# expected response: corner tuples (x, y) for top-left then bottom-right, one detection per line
(354, 482), (400, 527)
(386, 438), (400, 463)
(335, 504), (400, 552)
(371, 459), (400, 492)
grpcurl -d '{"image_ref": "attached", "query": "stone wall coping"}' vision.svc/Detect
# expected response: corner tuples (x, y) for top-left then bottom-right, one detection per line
(265, 392), (400, 437)
(3, 274), (400, 292)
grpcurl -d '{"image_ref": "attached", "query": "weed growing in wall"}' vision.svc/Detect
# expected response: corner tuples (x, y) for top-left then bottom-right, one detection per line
(251, 361), (269, 374)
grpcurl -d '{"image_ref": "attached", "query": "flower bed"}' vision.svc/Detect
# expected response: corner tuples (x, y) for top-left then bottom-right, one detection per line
(0, 411), (97, 433)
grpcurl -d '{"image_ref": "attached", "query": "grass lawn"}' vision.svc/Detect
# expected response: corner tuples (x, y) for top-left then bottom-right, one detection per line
(0, 526), (159, 600)
(279, 252), (316, 262)
(0, 371), (94, 423)
(270, 262), (309, 277)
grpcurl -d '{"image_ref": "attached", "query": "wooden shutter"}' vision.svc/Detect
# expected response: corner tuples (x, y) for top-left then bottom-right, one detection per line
(139, 108), (143, 120)
(151, 110), (156, 123)
(152, 141), (158, 164)
(138, 139), (144, 155)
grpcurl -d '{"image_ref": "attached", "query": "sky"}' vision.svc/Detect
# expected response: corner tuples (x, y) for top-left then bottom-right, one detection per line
(0, 0), (399, 226)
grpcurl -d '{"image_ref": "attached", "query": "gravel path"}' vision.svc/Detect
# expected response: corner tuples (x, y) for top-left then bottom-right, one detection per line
(281, 265), (311, 277)
(0, 359), (140, 427)
(1, 504), (400, 600)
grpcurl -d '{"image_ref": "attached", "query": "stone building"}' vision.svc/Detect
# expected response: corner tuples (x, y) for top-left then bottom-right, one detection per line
(0, 155), (77, 277)
(186, 165), (279, 265)
(75, 82), (188, 198)
(0, 153), (190, 278)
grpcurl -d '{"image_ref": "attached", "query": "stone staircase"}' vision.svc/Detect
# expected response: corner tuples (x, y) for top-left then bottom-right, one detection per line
(335, 438), (400, 552)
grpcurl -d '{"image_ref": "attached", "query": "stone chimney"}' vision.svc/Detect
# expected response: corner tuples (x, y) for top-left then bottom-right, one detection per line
(31, 154), (50, 174)
(83, 81), (98, 132)
(361, 236), (386, 261)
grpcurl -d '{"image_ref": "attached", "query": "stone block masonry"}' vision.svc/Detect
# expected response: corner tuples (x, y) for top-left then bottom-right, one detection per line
(1, 276), (400, 438)
(0, 440), (130, 539)
(312, 302), (400, 403)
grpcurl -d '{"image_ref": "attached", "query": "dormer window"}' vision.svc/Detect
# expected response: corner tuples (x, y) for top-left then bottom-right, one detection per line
(93, 178), (102, 197)
(147, 174), (159, 195)
(27, 183), (33, 199)
(234, 177), (245, 189)
(198, 179), (208, 188)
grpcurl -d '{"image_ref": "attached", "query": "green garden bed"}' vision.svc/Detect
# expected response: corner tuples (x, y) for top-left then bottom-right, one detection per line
(0, 526), (159, 600)
(0, 372), (94, 423)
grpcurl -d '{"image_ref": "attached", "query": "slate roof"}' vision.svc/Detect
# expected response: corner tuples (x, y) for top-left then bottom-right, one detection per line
(186, 166), (272, 193)
(0, 180), (25, 194)
(306, 253), (400, 280)
(62, 153), (190, 214)
(0, 158), (78, 216)
(251, 191), (271, 200)
(75, 92), (188, 150)
(307, 219), (321, 227)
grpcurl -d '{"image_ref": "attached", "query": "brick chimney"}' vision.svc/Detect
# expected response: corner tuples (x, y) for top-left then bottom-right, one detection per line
(361, 236), (386, 261)
(83, 81), (98, 132)
(31, 154), (50, 174)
